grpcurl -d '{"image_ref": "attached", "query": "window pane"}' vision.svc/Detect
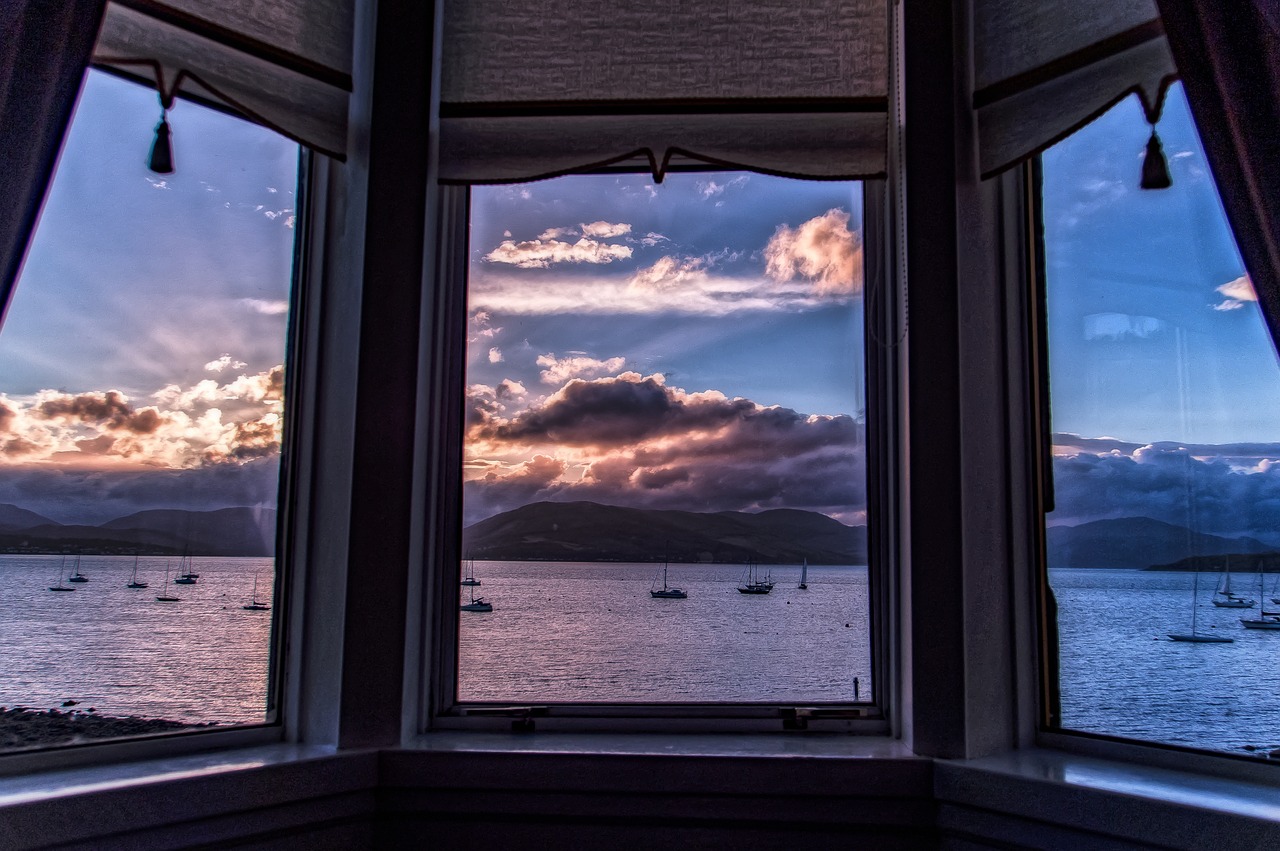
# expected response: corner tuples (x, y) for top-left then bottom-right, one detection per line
(459, 173), (871, 704)
(0, 71), (296, 750)
(1043, 84), (1280, 757)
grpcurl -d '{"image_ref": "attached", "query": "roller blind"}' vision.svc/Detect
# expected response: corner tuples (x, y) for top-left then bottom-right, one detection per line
(974, 0), (1176, 177)
(92, 0), (353, 159)
(438, 0), (889, 182)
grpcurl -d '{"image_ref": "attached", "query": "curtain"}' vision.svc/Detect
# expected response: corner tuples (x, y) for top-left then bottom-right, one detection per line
(0, 0), (107, 328)
(1156, 1), (1280, 356)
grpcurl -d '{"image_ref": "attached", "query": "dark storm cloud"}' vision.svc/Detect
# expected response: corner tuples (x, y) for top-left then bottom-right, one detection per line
(473, 374), (758, 447)
(463, 374), (866, 525)
(1051, 438), (1280, 539)
(36, 391), (164, 434)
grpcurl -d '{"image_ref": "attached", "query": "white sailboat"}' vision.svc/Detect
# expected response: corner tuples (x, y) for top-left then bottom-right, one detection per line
(649, 559), (687, 599)
(1170, 569), (1232, 642)
(798, 558), (809, 590)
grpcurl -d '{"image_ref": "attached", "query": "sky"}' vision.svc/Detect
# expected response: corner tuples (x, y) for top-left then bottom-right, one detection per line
(1043, 83), (1280, 539)
(0, 70), (295, 525)
(462, 174), (866, 526)
(8, 69), (1280, 542)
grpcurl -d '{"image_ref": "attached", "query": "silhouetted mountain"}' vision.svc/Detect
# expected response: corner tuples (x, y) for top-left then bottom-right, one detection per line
(463, 501), (866, 564)
(0, 507), (276, 556)
(0, 504), (60, 532)
(1046, 517), (1273, 569)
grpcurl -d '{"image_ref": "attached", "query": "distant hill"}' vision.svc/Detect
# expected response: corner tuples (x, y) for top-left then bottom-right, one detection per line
(462, 501), (866, 564)
(0, 504), (59, 532)
(0, 504), (275, 556)
(1046, 517), (1273, 569)
(1145, 552), (1280, 572)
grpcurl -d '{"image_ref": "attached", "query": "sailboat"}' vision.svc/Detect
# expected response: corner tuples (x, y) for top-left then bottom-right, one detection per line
(460, 557), (481, 587)
(126, 554), (148, 588)
(242, 574), (270, 611)
(460, 584), (492, 612)
(649, 558), (687, 599)
(66, 554), (88, 583)
(173, 553), (199, 584)
(1211, 557), (1254, 607)
(798, 558), (809, 590)
(737, 560), (775, 594)
(155, 562), (180, 602)
(1240, 560), (1280, 629)
(48, 556), (74, 592)
(1169, 569), (1232, 642)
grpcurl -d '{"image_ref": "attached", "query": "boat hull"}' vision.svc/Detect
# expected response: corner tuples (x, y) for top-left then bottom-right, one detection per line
(1168, 633), (1233, 643)
(650, 589), (687, 598)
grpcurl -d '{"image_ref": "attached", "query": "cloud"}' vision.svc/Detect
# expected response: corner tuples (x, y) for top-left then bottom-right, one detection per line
(488, 347), (504, 364)
(239, 298), (290, 315)
(640, 233), (669, 247)
(695, 175), (749, 199)
(0, 365), (286, 479)
(1050, 433), (1280, 540)
(204, 354), (248, 372)
(764, 208), (863, 295)
(483, 235), (633, 268)
(538, 227), (576, 240)
(497, 379), (527, 399)
(628, 256), (708, 292)
(1213, 274), (1256, 311)
(580, 221), (632, 239)
(463, 372), (864, 525)
(536, 353), (626, 385)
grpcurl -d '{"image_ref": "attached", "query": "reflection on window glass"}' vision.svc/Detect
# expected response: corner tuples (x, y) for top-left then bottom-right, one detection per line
(0, 71), (297, 751)
(1044, 83), (1280, 757)
(459, 173), (871, 704)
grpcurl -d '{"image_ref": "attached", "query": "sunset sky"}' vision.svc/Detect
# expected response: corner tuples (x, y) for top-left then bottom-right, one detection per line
(0, 70), (295, 525)
(462, 173), (866, 526)
(6, 69), (1280, 542)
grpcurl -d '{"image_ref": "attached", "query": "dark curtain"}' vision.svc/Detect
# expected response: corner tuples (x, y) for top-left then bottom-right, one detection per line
(0, 0), (106, 328)
(1156, 2), (1280, 354)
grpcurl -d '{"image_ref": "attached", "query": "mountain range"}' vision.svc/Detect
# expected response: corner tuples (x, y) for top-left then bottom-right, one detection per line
(462, 501), (867, 564)
(0, 505), (276, 556)
(1045, 517), (1275, 569)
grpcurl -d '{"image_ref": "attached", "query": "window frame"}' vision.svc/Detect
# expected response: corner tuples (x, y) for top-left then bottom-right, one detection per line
(0, 94), (312, 777)
(1027, 136), (1280, 772)
(415, 176), (896, 734)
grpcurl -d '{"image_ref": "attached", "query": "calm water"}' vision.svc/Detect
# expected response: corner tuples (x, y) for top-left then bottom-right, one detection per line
(458, 562), (873, 703)
(3, 559), (1278, 757)
(0, 555), (274, 724)
(1054, 568), (1280, 754)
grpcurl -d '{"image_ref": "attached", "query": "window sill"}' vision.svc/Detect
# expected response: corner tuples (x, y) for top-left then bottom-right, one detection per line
(935, 747), (1280, 848)
(2, 735), (1279, 849)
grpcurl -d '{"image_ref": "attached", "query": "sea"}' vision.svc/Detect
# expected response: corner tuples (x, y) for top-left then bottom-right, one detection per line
(2, 558), (1277, 757)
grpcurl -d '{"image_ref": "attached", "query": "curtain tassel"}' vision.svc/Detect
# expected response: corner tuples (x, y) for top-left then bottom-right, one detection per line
(148, 112), (174, 174)
(1140, 129), (1171, 190)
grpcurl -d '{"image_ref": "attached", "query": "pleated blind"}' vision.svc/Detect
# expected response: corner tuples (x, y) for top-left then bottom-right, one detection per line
(92, 0), (353, 159)
(973, 0), (1176, 177)
(437, 0), (889, 182)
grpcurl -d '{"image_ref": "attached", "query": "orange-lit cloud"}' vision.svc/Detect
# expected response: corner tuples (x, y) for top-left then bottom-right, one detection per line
(764, 208), (863, 295)
(1213, 274), (1256, 311)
